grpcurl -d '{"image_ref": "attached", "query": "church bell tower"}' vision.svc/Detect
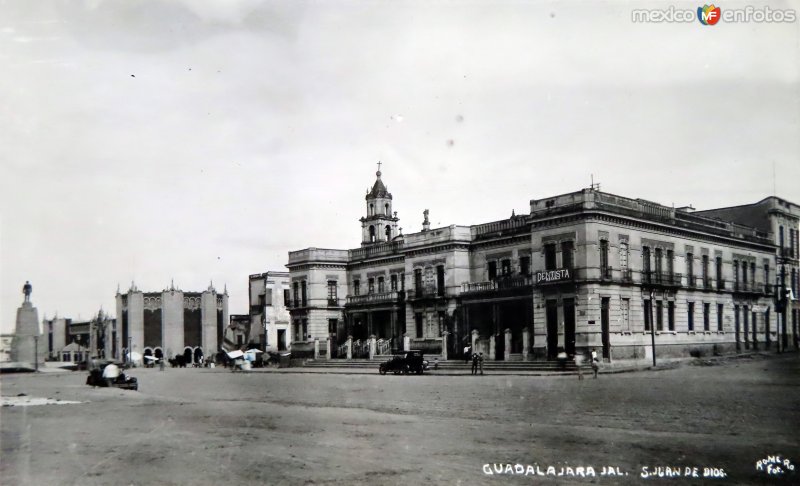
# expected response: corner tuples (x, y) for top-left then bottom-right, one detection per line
(360, 163), (399, 246)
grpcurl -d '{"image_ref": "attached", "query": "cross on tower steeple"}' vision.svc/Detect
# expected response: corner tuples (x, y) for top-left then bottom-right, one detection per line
(377, 161), (382, 173)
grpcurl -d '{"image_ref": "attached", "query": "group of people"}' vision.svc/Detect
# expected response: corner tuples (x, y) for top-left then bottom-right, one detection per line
(463, 343), (601, 378)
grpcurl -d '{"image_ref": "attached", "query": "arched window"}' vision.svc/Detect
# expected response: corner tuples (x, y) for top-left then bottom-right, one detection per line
(385, 225), (391, 239)
(384, 203), (389, 215)
(369, 225), (376, 242)
(369, 204), (374, 216)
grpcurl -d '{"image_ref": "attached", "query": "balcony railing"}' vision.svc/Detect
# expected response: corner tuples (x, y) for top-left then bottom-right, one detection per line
(621, 268), (633, 282)
(600, 266), (613, 280)
(780, 247), (795, 259)
(327, 298), (339, 307)
(642, 271), (682, 287)
(686, 275), (696, 288)
(346, 291), (403, 306)
(716, 279), (726, 291)
(461, 275), (533, 294)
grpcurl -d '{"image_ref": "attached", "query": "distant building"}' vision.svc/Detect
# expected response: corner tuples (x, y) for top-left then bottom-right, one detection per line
(286, 169), (797, 361)
(248, 271), (291, 351)
(43, 310), (117, 361)
(0, 334), (13, 362)
(227, 314), (251, 349)
(115, 281), (228, 365)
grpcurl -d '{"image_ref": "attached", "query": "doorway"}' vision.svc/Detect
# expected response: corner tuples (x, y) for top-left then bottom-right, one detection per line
(546, 299), (558, 360)
(601, 297), (610, 360)
(564, 298), (576, 356)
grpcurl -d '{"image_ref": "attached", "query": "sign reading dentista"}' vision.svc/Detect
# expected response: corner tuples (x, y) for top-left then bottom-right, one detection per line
(535, 269), (572, 284)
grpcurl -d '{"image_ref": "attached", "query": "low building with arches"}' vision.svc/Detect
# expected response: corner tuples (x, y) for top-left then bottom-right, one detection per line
(115, 282), (228, 365)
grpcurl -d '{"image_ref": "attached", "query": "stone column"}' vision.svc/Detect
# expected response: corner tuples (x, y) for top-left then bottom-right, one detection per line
(471, 329), (479, 354)
(441, 331), (449, 360)
(346, 335), (353, 360)
(403, 333), (411, 351)
(369, 335), (376, 360)
(326, 336), (332, 360)
(489, 334), (495, 361)
(504, 328), (512, 361)
(522, 328), (530, 361)
(314, 338), (320, 359)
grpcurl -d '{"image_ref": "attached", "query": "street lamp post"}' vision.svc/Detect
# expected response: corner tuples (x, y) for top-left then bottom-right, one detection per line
(128, 336), (133, 366)
(649, 290), (656, 367)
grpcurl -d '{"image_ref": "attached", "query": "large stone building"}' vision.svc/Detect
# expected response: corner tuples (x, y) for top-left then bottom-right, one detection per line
(695, 196), (800, 349)
(115, 281), (228, 364)
(286, 169), (798, 361)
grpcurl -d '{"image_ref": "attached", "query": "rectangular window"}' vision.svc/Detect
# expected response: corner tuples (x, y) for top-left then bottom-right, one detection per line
(390, 274), (398, 291)
(520, 256), (531, 276)
(656, 300), (663, 331)
(666, 249), (674, 277)
(488, 261), (497, 280)
(644, 299), (651, 331)
(742, 263), (748, 291)
(301, 281), (307, 306)
(368, 278), (375, 294)
(750, 262), (756, 288)
(415, 313), (423, 338)
(436, 265), (445, 297)
(283, 289), (290, 306)
(544, 243), (557, 270)
(621, 298), (630, 331)
(686, 253), (694, 286)
(743, 305), (749, 346)
(561, 241), (574, 269)
(733, 261), (739, 290)
(378, 276), (385, 293)
(688, 302), (695, 331)
(353, 279), (360, 296)
(327, 281), (337, 305)
(292, 282), (299, 306)
(779, 225), (784, 248)
(654, 248), (663, 282)
(619, 241), (629, 269)
(414, 269), (423, 297)
(501, 259), (511, 276)
(703, 303), (710, 331)
(400, 273), (405, 291)
(642, 246), (651, 284)
(702, 255), (709, 288)
(716, 256), (723, 290)
(600, 240), (609, 272)
(328, 319), (338, 335)
(265, 289), (273, 306)
(667, 301), (675, 331)
(764, 264), (769, 294)
(717, 303), (723, 331)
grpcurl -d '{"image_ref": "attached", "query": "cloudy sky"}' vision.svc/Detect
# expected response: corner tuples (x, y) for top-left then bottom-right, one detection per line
(1, 0), (798, 332)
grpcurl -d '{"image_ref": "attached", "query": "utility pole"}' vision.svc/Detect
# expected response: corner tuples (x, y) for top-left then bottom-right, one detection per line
(128, 336), (133, 366)
(650, 290), (656, 367)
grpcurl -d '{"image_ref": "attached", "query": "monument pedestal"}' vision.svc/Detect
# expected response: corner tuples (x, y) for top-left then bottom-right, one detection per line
(11, 302), (45, 364)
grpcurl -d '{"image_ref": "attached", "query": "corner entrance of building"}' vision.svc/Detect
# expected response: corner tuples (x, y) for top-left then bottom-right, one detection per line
(601, 297), (610, 360)
(564, 298), (576, 356)
(546, 299), (558, 360)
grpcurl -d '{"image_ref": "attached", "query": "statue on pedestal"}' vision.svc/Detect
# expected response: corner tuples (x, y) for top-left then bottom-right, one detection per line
(23, 281), (32, 303)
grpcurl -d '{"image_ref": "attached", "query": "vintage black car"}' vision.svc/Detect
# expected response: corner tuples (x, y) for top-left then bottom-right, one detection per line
(379, 350), (428, 375)
(86, 363), (138, 391)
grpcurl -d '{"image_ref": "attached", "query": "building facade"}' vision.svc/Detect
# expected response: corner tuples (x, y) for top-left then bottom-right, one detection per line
(695, 196), (800, 349)
(286, 170), (797, 361)
(43, 310), (117, 361)
(248, 271), (291, 351)
(115, 282), (228, 365)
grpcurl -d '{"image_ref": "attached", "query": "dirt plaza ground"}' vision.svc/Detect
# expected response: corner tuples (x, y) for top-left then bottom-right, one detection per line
(1, 354), (798, 486)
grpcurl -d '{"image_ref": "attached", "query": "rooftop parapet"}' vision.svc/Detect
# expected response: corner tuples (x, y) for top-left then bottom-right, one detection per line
(287, 247), (349, 266)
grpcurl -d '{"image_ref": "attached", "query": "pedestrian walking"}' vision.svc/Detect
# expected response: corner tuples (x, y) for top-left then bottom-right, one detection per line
(471, 352), (479, 375)
(464, 345), (471, 364)
(575, 353), (584, 380)
(478, 352), (484, 375)
(591, 349), (599, 379)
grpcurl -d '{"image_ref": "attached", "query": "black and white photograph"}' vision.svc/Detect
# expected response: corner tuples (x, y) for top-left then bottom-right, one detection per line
(1, 1), (799, 484)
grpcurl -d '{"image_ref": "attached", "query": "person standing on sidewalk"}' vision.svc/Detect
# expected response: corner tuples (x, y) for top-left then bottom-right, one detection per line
(478, 352), (484, 375)
(575, 353), (584, 380)
(591, 349), (599, 379)
(471, 352), (479, 375)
